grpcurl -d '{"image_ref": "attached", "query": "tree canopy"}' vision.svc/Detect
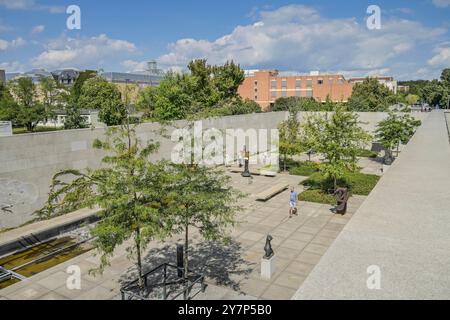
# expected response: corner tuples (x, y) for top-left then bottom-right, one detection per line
(78, 77), (126, 126)
(301, 106), (371, 190)
(347, 78), (396, 112)
(375, 112), (421, 155)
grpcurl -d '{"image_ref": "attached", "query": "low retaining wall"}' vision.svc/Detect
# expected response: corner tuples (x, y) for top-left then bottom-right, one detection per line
(0, 112), (427, 228)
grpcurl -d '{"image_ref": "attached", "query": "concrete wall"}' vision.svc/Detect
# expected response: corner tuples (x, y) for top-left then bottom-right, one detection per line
(0, 111), (427, 228)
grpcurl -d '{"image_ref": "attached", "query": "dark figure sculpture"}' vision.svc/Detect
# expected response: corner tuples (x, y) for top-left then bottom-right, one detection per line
(334, 188), (349, 215)
(263, 235), (274, 259)
(383, 149), (394, 165)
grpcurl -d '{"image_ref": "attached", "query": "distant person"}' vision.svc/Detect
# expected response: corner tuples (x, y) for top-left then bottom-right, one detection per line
(289, 187), (298, 218)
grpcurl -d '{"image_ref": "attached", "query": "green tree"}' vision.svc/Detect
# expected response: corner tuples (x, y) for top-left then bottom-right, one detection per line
(9, 77), (46, 132)
(212, 60), (245, 101)
(78, 77), (126, 126)
(72, 70), (97, 103)
(302, 106), (371, 190)
(405, 94), (420, 106)
(375, 112), (421, 156)
(440, 68), (450, 84)
(63, 101), (88, 130)
(36, 124), (169, 289)
(39, 76), (64, 124)
(278, 109), (304, 171)
(0, 81), (16, 121)
(271, 97), (323, 112)
(164, 163), (242, 298)
(347, 78), (396, 111)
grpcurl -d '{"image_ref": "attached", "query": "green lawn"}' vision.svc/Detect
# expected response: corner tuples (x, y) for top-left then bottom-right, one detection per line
(288, 160), (320, 176)
(299, 171), (380, 204)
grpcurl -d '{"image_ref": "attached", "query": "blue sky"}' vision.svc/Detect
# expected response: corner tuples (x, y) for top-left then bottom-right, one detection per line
(0, 0), (449, 80)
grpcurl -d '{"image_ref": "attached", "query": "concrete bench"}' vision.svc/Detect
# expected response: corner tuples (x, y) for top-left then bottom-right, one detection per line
(256, 183), (289, 201)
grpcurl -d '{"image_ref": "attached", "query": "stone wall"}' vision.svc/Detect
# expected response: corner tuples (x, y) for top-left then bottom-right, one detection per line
(0, 111), (427, 228)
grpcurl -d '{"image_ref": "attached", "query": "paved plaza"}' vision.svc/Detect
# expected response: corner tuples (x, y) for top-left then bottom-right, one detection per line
(0, 169), (367, 300)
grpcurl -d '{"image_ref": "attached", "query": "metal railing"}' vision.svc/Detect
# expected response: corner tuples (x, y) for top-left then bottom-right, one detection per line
(120, 263), (206, 300)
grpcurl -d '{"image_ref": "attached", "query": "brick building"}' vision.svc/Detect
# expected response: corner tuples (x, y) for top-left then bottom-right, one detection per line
(238, 70), (354, 110)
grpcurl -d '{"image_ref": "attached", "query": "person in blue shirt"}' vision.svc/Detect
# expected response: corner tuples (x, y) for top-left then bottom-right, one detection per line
(289, 186), (298, 218)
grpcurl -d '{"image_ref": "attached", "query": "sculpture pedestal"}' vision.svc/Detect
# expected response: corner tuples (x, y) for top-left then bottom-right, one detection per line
(261, 256), (276, 280)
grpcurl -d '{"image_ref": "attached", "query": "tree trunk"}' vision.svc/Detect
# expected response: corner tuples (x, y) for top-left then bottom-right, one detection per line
(396, 143), (400, 157)
(284, 154), (287, 172)
(333, 176), (337, 192)
(183, 221), (189, 300)
(135, 228), (144, 291)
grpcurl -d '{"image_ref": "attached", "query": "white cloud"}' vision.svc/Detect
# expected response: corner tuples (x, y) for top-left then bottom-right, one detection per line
(121, 60), (148, 72)
(432, 0), (450, 8)
(0, 0), (64, 13)
(156, 4), (447, 78)
(0, 61), (23, 72)
(30, 34), (137, 69)
(428, 45), (450, 67)
(0, 37), (26, 51)
(31, 25), (45, 34)
(0, 0), (33, 9)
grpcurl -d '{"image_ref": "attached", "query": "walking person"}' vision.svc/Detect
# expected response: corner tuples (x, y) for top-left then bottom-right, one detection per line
(289, 187), (298, 218)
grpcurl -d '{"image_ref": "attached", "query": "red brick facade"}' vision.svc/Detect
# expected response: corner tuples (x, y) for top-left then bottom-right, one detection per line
(238, 70), (354, 111)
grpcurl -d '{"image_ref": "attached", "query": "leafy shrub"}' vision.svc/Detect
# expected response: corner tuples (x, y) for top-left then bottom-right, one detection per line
(356, 149), (378, 158)
(299, 171), (380, 204)
(289, 161), (320, 176)
(299, 189), (336, 205)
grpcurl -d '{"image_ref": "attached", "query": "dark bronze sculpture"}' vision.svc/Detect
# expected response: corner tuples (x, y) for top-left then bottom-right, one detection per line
(334, 188), (349, 215)
(263, 235), (274, 259)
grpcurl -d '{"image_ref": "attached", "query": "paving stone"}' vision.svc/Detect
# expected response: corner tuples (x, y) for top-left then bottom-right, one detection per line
(285, 261), (315, 276)
(37, 271), (70, 291)
(310, 235), (336, 246)
(53, 278), (98, 299)
(239, 231), (266, 242)
(238, 278), (270, 297)
(289, 232), (315, 242)
(8, 283), (49, 300)
(297, 225), (323, 235)
(260, 284), (296, 300)
(279, 239), (308, 252)
(38, 292), (69, 300)
(75, 285), (118, 300)
(295, 251), (323, 265)
(273, 272), (307, 290)
(304, 243), (329, 255)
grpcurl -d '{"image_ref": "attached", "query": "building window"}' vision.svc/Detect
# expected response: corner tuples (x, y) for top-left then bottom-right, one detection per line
(271, 91), (277, 98)
(271, 80), (277, 89)
(318, 79), (323, 85)
(281, 91), (287, 97)
(306, 90), (313, 97)
(254, 80), (258, 86)
(254, 88), (258, 93)
(295, 90), (301, 97)
(255, 95), (258, 100)
(306, 79), (312, 88)
(295, 79), (301, 88)
(281, 80), (287, 88)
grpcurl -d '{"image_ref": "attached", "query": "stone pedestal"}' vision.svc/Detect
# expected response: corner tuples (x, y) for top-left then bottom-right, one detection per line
(261, 256), (276, 280)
